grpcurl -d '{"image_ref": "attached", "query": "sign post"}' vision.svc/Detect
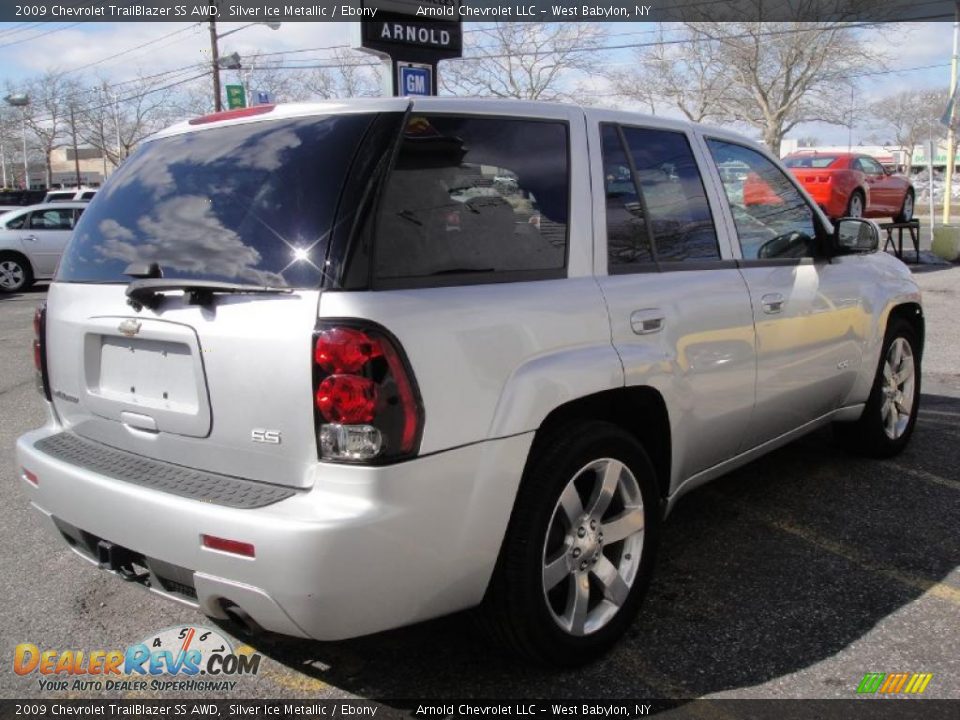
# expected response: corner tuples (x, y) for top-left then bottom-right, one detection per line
(356, 0), (462, 97)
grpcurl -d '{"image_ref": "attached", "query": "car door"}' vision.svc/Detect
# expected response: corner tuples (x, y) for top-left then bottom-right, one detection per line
(703, 137), (867, 448)
(20, 207), (77, 276)
(591, 118), (757, 487)
(854, 156), (895, 213)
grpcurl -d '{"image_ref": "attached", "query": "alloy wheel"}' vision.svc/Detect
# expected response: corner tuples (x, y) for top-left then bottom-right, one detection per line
(881, 337), (915, 440)
(0, 260), (25, 290)
(849, 194), (863, 218)
(541, 458), (645, 636)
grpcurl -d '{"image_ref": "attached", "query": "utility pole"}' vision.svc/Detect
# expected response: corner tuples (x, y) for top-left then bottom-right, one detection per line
(208, 0), (223, 112)
(69, 103), (82, 188)
(944, 3), (960, 224)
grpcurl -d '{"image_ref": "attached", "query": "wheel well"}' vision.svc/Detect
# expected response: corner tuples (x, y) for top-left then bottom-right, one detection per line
(0, 249), (32, 272)
(888, 302), (925, 358)
(533, 387), (672, 500)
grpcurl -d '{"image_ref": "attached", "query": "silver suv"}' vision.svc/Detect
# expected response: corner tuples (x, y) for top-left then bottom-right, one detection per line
(16, 98), (923, 665)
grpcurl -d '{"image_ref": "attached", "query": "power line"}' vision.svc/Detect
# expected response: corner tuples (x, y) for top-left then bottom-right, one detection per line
(65, 23), (202, 75)
(0, 22), (82, 51)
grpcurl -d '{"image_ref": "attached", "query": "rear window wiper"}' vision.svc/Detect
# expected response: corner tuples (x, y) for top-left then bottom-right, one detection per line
(430, 268), (496, 275)
(126, 279), (293, 310)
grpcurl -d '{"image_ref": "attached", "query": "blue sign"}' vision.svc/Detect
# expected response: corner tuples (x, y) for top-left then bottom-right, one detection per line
(254, 90), (273, 106)
(399, 65), (432, 96)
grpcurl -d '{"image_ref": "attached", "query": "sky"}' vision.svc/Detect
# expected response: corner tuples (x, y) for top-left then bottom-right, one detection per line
(0, 20), (954, 145)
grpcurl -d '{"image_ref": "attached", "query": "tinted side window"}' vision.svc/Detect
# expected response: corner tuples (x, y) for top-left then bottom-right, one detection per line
(621, 126), (719, 262)
(601, 124), (654, 268)
(29, 209), (75, 230)
(855, 157), (884, 175)
(707, 139), (818, 260)
(375, 115), (568, 283)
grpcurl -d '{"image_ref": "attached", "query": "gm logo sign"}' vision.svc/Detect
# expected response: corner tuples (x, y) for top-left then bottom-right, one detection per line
(398, 64), (433, 96)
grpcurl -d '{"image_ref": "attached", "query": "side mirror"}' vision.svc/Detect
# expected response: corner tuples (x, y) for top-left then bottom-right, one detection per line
(833, 217), (880, 254)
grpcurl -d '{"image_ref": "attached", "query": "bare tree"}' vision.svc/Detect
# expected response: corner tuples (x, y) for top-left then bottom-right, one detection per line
(662, 22), (887, 155)
(8, 70), (82, 186)
(300, 49), (383, 100)
(609, 26), (731, 122)
(869, 88), (948, 174)
(78, 74), (177, 169)
(440, 23), (607, 101)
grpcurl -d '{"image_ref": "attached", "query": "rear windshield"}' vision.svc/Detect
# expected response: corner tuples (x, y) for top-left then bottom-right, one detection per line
(783, 155), (840, 168)
(58, 113), (375, 287)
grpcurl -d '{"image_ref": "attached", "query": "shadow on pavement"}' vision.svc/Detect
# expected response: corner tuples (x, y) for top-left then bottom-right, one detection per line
(0, 282), (49, 300)
(222, 394), (960, 700)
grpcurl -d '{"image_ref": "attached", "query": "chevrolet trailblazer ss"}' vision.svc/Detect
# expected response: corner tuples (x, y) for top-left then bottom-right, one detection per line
(17, 98), (923, 665)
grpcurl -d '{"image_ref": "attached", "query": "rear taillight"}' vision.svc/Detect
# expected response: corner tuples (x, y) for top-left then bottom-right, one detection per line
(33, 302), (51, 401)
(313, 321), (423, 463)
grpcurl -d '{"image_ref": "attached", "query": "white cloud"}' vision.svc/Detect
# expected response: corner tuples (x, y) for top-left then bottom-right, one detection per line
(1, 21), (352, 84)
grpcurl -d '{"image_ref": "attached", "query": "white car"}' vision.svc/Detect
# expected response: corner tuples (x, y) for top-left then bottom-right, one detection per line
(43, 188), (97, 204)
(0, 202), (86, 292)
(16, 99), (923, 665)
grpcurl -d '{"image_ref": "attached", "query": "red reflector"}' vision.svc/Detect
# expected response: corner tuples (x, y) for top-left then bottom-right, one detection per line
(201, 534), (255, 558)
(33, 307), (42, 336)
(314, 327), (383, 374)
(21, 468), (38, 486)
(188, 104), (275, 125)
(32, 339), (42, 371)
(316, 375), (378, 424)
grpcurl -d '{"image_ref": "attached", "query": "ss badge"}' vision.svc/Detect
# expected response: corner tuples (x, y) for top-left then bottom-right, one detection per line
(251, 429), (281, 444)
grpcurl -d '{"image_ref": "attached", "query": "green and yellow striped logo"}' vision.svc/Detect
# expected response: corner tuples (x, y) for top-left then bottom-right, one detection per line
(857, 672), (933, 694)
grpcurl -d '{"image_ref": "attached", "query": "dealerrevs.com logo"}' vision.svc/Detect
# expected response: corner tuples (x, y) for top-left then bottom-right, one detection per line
(856, 672), (934, 695)
(14, 626), (261, 692)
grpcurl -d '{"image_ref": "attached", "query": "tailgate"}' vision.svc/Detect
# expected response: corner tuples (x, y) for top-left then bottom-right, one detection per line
(45, 283), (320, 488)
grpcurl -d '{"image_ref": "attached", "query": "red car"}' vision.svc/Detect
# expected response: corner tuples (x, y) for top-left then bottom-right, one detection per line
(781, 152), (914, 222)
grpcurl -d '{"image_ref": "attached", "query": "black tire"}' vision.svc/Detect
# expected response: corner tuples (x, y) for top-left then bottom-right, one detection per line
(833, 319), (921, 458)
(0, 252), (34, 294)
(894, 189), (915, 223)
(481, 421), (661, 666)
(845, 190), (865, 218)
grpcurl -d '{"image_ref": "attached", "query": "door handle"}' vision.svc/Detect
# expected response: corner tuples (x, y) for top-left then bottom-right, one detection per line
(761, 293), (785, 314)
(630, 309), (665, 335)
(22, 235), (37, 242)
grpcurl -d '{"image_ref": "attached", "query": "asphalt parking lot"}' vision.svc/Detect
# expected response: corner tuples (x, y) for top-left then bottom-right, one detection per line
(0, 268), (958, 703)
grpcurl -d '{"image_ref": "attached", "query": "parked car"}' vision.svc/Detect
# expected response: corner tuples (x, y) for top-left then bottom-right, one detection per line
(0, 189), (48, 213)
(781, 152), (914, 221)
(0, 202), (86, 292)
(16, 99), (923, 666)
(43, 187), (97, 204)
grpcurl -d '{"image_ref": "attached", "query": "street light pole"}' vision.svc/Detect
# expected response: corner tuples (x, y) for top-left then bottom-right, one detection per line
(209, 16), (281, 112)
(20, 110), (27, 188)
(5, 94), (30, 189)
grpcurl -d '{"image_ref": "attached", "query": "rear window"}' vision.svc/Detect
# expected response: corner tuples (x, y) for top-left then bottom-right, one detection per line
(58, 114), (376, 287)
(373, 115), (569, 286)
(783, 155), (840, 169)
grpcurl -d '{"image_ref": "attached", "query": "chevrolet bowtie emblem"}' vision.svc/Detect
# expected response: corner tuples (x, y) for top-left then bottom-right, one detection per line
(118, 319), (142, 337)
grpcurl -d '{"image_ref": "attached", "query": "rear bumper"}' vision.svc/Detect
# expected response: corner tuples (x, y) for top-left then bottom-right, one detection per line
(16, 423), (532, 640)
